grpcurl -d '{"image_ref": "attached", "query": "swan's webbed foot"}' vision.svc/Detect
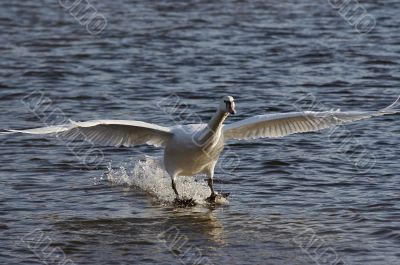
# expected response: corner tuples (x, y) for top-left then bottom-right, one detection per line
(205, 192), (230, 204)
(220, 192), (230, 198)
(205, 193), (217, 203)
(173, 197), (196, 208)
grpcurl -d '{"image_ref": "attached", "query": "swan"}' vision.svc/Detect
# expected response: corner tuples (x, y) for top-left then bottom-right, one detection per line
(2, 95), (399, 205)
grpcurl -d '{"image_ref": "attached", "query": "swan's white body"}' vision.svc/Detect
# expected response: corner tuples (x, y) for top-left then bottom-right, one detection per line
(2, 95), (399, 203)
(165, 124), (224, 178)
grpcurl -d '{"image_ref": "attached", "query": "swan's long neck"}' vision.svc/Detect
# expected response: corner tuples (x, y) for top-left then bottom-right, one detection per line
(197, 108), (228, 146)
(208, 108), (228, 132)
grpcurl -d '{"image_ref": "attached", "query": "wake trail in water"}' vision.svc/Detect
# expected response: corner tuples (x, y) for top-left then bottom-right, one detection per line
(104, 156), (212, 205)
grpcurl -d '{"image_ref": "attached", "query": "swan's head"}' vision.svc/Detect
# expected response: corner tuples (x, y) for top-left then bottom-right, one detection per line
(220, 96), (236, 115)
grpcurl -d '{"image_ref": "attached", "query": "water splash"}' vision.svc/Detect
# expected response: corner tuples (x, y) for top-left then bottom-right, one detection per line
(104, 156), (213, 205)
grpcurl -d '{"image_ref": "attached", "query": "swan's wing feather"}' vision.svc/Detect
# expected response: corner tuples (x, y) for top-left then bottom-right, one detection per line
(3, 120), (172, 147)
(224, 108), (399, 141)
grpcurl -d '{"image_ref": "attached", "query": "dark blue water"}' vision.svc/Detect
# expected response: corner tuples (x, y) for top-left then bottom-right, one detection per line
(1, 1), (400, 264)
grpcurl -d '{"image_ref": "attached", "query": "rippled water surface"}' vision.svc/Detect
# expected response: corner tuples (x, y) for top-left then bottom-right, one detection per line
(1, 1), (400, 264)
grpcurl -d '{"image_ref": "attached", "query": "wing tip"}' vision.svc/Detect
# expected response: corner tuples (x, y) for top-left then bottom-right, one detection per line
(0, 129), (18, 135)
(382, 95), (400, 111)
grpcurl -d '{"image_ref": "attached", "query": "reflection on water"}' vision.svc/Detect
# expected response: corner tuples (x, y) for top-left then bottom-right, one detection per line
(50, 208), (226, 264)
(162, 208), (226, 245)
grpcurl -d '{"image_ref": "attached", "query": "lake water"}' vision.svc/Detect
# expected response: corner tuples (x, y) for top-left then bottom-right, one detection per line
(1, 1), (400, 264)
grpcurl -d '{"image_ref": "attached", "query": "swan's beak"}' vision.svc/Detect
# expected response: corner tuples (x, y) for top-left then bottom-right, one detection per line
(227, 102), (236, 115)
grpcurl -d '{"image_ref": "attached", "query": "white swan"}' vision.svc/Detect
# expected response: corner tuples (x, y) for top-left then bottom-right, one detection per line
(2, 95), (399, 205)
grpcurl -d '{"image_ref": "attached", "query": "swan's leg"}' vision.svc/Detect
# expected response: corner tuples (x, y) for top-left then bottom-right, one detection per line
(208, 177), (216, 197)
(171, 176), (179, 198)
(171, 174), (195, 207)
(206, 170), (217, 203)
(205, 165), (230, 203)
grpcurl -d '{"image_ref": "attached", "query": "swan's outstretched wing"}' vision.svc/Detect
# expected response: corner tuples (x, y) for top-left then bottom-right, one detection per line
(224, 98), (400, 141)
(2, 120), (172, 147)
